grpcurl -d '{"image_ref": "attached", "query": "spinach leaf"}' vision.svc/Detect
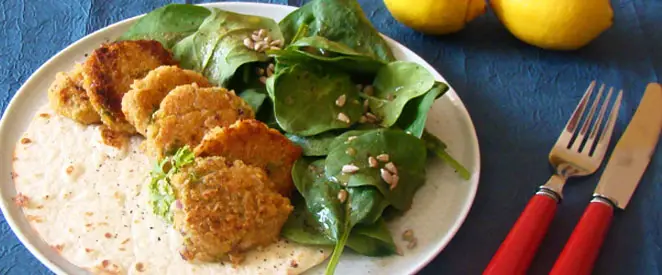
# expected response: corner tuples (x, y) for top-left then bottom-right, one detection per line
(119, 4), (211, 48)
(279, 0), (395, 63)
(396, 82), (449, 138)
(348, 186), (389, 225)
(422, 131), (471, 180)
(286, 132), (338, 156)
(281, 196), (335, 246)
(282, 204), (395, 257)
(269, 35), (385, 75)
(172, 8), (283, 86)
(269, 64), (363, 136)
(327, 130), (373, 152)
(347, 218), (397, 256)
(292, 158), (345, 241)
(325, 129), (427, 210)
(239, 88), (267, 113)
(368, 61), (436, 128)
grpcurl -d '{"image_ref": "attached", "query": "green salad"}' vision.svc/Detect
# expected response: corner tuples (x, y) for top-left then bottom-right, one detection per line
(121, 0), (469, 273)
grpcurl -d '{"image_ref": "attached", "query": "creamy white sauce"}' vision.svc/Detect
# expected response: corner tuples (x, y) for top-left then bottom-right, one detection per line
(13, 105), (328, 275)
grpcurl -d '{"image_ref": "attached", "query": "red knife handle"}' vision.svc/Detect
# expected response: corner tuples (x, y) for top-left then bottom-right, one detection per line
(550, 197), (614, 275)
(484, 190), (559, 275)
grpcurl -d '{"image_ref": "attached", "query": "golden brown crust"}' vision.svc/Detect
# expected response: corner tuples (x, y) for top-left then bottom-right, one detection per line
(195, 119), (302, 196)
(145, 84), (254, 158)
(171, 157), (292, 263)
(99, 126), (129, 149)
(122, 66), (211, 136)
(47, 63), (101, 124)
(83, 40), (177, 134)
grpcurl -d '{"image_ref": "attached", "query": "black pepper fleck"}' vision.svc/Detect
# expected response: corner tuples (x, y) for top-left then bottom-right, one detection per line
(158, 237), (161, 241)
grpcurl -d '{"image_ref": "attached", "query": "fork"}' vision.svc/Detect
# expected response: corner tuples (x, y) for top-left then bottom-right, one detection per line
(483, 81), (623, 275)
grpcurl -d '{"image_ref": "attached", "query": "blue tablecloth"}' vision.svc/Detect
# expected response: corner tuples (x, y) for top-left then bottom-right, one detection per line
(1, 0), (661, 274)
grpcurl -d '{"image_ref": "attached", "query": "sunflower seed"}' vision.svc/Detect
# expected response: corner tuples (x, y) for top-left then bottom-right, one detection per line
(342, 164), (360, 174)
(345, 147), (356, 156)
(270, 39), (283, 47)
(259, 76), (267, 84)
(257, 29), (267, 38)
(359, 116), (368, 123)
(243, 38), (254, 49)
(337, 190), (348, 203)
(267, 63), (275, 71)
(363, 99), (370, 112)
(402, 229), (414, 241)
(253, 41), (264, 51)
(380, 168), (393, 184)
(337, 112), (351, 124)
(385, 162), (398, 175)
(365, 112), (379, 122)
(386, 93), (394, 101)
(269, 46), (281, 51)
(347, 136), (357, 142)
(390, 174), (399, 190)
(335, 94), (347, 107)
(376, 154), (389, 162)
(264, 36), (272, 44)
(251, 34), (261, 42)
(363, 85), (374, 96)
(368, 156), (378, 168)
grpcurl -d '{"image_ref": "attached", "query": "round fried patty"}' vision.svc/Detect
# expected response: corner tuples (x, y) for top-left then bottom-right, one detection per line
(83, 40), (177, 134)
(171, 156), (293, 263)
(195, 119), (302, 196)
(122, 65), (211, 136)
(145, 84), (254, 158)
(47, 63), (101, 124)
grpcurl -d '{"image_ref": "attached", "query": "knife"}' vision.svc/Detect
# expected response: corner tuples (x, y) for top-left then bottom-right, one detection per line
(550, 83), (662, 275)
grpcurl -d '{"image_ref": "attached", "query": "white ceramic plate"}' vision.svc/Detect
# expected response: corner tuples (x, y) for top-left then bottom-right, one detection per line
(0, 2), (480, 275)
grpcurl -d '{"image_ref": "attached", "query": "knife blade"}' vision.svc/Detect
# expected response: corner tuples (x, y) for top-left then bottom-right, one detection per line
(550, 82), (662, 275)
(594, 82), (662, 208)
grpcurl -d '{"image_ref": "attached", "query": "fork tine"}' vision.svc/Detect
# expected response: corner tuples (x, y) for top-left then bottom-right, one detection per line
(572, 84), (605, 152)
(598, 90), (623, 144)
(564, 81), (596, 135)
(587, 87), (613, 142)
(592, 90), (623, 158)
(578, 84), (605, 137)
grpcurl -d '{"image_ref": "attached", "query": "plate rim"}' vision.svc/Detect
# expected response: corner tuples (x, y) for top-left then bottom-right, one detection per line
(0, 2), (481, 274)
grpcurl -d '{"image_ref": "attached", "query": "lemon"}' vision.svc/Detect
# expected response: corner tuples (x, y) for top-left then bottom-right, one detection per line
(491, 0), (613, 50)
(384, 0), (486, 35)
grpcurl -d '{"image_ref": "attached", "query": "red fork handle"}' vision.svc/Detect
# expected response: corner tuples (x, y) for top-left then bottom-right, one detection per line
(550, 197), (614, 275)
(484, 190), (559, 275)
